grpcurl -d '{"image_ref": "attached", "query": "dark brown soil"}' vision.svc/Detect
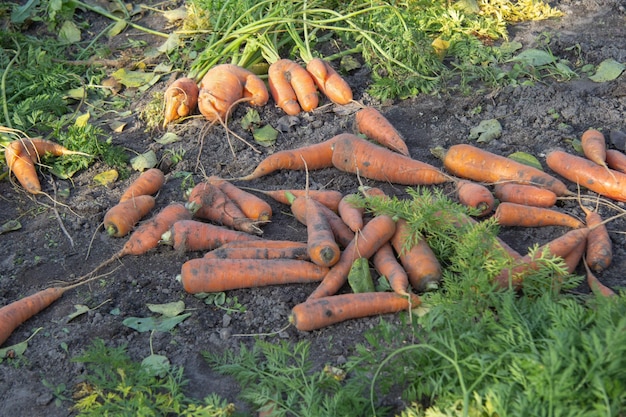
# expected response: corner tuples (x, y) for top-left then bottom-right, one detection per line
(1, 0), (625, 415)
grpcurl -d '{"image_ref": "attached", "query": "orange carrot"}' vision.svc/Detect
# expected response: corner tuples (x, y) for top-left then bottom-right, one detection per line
(118, 203), (191, 257)
(103, 195), (156, 237)
(305, 58), (353, 105)
(436, 144), (571, 196)
(163, 77), (199, 127)
(494, 202), (584, 229)
(372, 243), (410, 296)
(179, 258), (329, 293)
(546, 150), (626, 201)
(455, 180), (495, 216)
(217, 239), (306, 249)
(390, 219), (442, 292)
(583, 257), (616, 297)
(186, 182), (263, 235)
(307, 214), (396, 300)
(4, 140), (40, 194)
(580, 129), (608, 168)
(338, 193), (364, 232)
(562, 235), (586, 274)
(203, 243), (309, 261)
(237, 135), (340, 181)
(354, 106), (410, 157)
(290, 292), (421, 331)
(268, 58), (318, 115)
(207, 176), (272, 222)
(197, 64), (269, 122)
(582, 207), (612, 273)
(0, 286), (67, 346)
(161, 219), (261, 252)
(251, 188), (343, 212)
(605, 149), (626, 174)
(331, 134), (449, 185)
(119, 168), (165, 202)
(301, 196), (341, 267)
(23, 137), (90, 160)
(493, 183), (557, 208)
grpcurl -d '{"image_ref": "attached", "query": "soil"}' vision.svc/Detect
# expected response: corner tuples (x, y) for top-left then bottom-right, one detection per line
(0, 0), (625, 415)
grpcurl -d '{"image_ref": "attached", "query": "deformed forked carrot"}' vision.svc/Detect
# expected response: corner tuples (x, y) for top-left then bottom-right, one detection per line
(163, 77), (199, 128)
(268, 58), (319, 115)
(305, 58), (353, 105)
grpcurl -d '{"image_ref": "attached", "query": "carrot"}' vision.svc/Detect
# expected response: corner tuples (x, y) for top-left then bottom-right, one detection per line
(207, 176), (272, 222)
(0, 286), (66, 346)
(580, 129), (608, 168)
(583, 257), (616, 297)
(289, 192), (355, 248)
(4, 140), (40, 194)
(372, 243), (410, 296)
(163, 77), (199, 128)
(435, 144), (571, 196)
(494, 202), (584, 229)
(161, 219), (261, 252)
(494, 227), (590, 289)
(249, 188), (343, 212)
(217, 239), (305, 249)
(179, 258), (329, 293)
(119, 168), (165, 202)
(581, 207), (612, 273)
(331, 134), (449, 185)
(290, 291), (421, 331)
(455, 180), (495, 216)
(307, 214), (396, 300)
(203, 244), (309, 261)
(605, 149), (626, 174)
(338, 193), (364, 232)
(562, 234), (586, 274)
(390, 219), (442, 292)
(493, 182), (557, 208)
(237, 135), (340, 181)
(354, 106), (410, 157)
(118, 203), (191, 257)
(23, 137), (90, 160)
(197, 64), (269, 122)
(186, 182), (263, 235)
(546, 150), (626, 201)
(268, 58), (319, 115)
(305, 58), (353, 105)
(103, 195), (156, 237)
(301, 196), (341, 267)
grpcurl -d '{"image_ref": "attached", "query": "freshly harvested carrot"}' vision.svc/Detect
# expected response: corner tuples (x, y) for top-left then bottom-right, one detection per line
(186, 182), (262, 235)
(354, 106), (410, 157)
(338, 193), (364, 232)
(249, 188), (343, 212)
(163, 77), (199, 128)
(290, 291), (421, 331)
(161, 219), (261, 252)
(207, 176), (272, 222)
(268, 58), (318, 115)
(289, 192), (355, 248)
(562, 235), (586, 274)
(546, 150), (626, 202)
(197, 64), (269, 122)
(119, 168), (165, 202)
(494, 202), (584, 229)
(103, 195), (156, 237)
(305, 58), (353, 105)
(580, 129), (608, 168)
(390, 219), (442, 292)
(217, 239), (305, 249)
(179, 258), (329, 293)
(307, 214), (396, 300)
(493, 182), (557, 208)
(4, 140), (40, 194)
(302, 196), (341, 267)
(118, 203), (191, 257)
(582, 207), (612, 273)
(583, 257), (616, 297)
(203, 244), (309, 261)
(372, 243), (410, 296)
(605, 149), (626, 173)
(331, 134), (449, 186)
(237, 135), (340, 181)
(435, 144), (571, 196)
(455, 180), (495, 216)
